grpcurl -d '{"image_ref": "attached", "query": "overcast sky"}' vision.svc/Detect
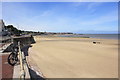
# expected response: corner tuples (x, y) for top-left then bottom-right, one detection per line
(2, 2), (118, 33)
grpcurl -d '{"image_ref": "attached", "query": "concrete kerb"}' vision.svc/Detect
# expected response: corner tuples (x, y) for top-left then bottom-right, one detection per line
(12, 59), (31, 79)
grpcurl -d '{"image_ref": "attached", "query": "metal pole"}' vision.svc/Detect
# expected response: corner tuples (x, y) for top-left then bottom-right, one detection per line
(18, 41), (25, 80)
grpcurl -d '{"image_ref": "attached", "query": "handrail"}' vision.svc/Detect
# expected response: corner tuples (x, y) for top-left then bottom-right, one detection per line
(18, 42), (25, 80)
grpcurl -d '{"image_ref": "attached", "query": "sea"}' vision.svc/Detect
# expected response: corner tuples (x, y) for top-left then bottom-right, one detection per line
(59, 34), (119, 40)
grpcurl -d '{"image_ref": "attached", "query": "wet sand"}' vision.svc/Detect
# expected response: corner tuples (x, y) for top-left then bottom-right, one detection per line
(29, 36), (118, 78)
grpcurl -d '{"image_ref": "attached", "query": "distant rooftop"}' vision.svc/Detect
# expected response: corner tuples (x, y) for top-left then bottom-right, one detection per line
(0, 19), (5, 31)
(0, 19), (4, 24)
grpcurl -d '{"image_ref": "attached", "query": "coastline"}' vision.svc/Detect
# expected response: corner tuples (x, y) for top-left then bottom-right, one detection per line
(57, 34), (119, 40)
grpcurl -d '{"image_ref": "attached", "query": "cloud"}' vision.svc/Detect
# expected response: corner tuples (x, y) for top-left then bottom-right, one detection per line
(41, 10), (53, 16)
(80, 10), (117, 26)
(86, 2), (103, 14)
(72, 2), (104, 14)
(87, 2), (103, 10)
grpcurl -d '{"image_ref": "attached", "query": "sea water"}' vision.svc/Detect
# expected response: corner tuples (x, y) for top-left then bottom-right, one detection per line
(59, 34), (119, 40)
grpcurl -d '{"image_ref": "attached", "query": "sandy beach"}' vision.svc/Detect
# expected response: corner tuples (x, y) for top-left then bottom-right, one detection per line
(28, 36), (118, 78)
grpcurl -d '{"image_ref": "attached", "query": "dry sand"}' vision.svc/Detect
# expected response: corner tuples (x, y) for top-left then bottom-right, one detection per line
(28, 36), (118, 78)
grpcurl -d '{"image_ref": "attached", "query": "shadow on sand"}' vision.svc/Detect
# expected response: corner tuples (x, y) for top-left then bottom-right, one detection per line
(28, 67), (45, 80)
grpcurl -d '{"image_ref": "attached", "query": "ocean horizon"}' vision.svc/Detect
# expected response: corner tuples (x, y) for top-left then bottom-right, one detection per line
(59, 34), (119, 40)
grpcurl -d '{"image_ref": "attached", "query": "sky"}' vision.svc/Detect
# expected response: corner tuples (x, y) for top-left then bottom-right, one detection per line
(2, 2), (118, 34)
